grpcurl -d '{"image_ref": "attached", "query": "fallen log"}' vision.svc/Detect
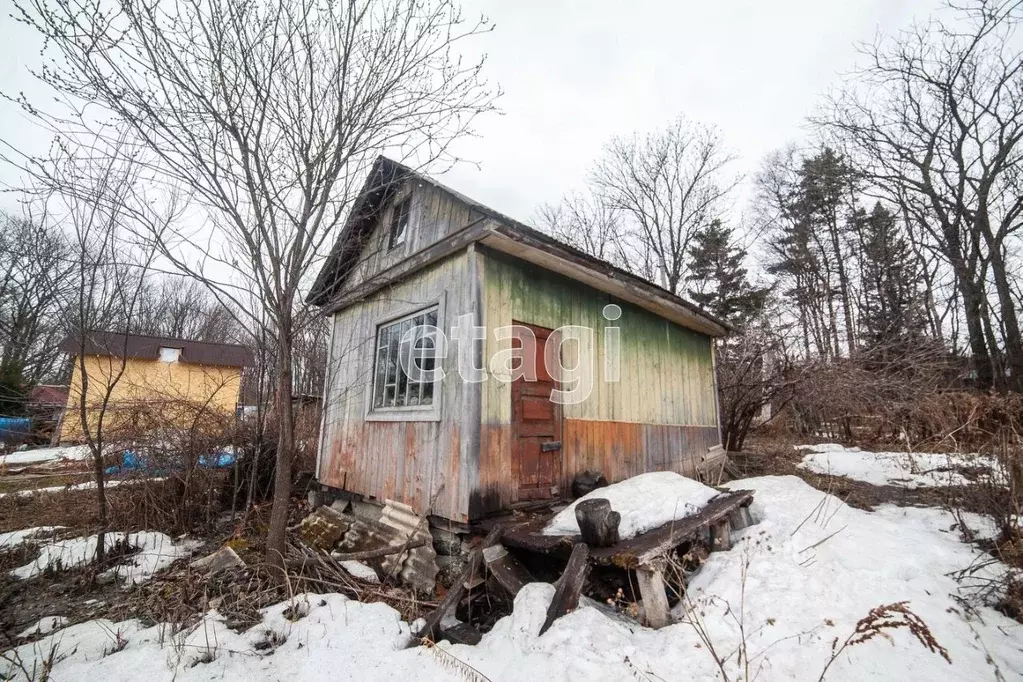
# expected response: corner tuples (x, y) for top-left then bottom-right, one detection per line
(539, 543), (590, 635)
(416, 525), (504, 641)
(329, 537), (427, 562)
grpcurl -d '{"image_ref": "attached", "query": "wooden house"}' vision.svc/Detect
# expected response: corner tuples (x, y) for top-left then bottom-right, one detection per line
(309, 157), (730, 524)
(59, 332), (253, 443)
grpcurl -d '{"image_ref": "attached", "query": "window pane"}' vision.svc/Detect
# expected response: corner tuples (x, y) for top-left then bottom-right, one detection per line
(371, 305), (438, 411)
(388, 196), (410, 249)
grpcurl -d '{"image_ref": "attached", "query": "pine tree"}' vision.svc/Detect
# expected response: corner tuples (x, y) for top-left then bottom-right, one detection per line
(686, 220), (770, 328)
(855, 202), (928, 355)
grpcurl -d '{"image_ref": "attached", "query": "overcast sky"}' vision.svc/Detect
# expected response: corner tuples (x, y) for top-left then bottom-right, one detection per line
(0, 0), (945, 228)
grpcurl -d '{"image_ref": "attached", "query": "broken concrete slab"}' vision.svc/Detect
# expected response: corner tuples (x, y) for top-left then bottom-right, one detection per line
(190, 546), (245, 575)
(339, 559), (380, 584)
(299, 505), (351, 551)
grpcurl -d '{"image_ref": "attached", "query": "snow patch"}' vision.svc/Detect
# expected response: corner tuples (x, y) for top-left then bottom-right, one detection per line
(10, 531), (193, 585)
(0, 445), (90, 467)
(0, 477), (163, 500)
(17, 616), (67, 639)
(797, 443), (995, 488)
(0, 526), (64, 550)
(544, 471), (721, 538)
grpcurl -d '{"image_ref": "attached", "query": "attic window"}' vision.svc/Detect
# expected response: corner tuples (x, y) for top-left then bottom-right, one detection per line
(159, 347), (181, 363)
(388, 195), (411, 249)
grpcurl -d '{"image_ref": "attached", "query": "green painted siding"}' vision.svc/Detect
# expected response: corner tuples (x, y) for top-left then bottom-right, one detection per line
(480, 249), (718, 427)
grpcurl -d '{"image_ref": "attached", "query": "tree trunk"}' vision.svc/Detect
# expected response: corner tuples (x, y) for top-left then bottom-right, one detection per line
(828, 219), (856, 352)
(265, 323), (295, 574)
(988, 243), (1023, 391)
(91, 445), (108, 565)
(575, 498), (620, 547)
(957, 270), (994, 389)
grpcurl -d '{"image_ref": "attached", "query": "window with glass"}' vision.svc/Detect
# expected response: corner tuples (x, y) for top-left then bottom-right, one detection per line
(372, 306), (439, 410)
(388, 195), (411, 249)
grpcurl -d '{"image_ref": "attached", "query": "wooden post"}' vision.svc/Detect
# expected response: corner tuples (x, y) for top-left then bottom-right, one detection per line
(575, 498), (621, 547)
(636, 561), (671, 629)
(728, 506), (754, 531)
(540, 543), (590, 635)
(709, 518), (731, 552)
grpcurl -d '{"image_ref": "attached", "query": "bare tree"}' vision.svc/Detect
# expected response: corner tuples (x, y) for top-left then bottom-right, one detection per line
(0, 209), (74, 410)
(37, 137), (176, 564)
(590, 116), (739, 294)
(535, 191), (629, 267)
(133, 279), (241, 344)
(11, 0), (497, 570)
(717, 311), (809, 451)
(817, 0), (1023, 390)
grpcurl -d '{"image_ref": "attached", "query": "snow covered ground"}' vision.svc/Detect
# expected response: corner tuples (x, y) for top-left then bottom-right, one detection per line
(4, 475), (1020, 681)
(9, 531), (196, 586)
(0, 445), (91, 467)
(797, 443), (997, 488)
(0, 477), (162, 500)
(0, 526), (64, 549)
(544, 471), (721, 538)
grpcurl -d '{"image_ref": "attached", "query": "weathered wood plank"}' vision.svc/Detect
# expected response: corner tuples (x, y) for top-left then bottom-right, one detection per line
(709, 518), (731, 552)
(589, 490), (752, 567)
(539, 543), (590, 635)
(483, 543), (535, 597)
(499, 490), (754, 569)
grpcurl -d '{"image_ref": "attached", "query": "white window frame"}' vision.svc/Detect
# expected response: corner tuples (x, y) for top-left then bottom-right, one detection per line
(365, 299), (444, 422)
(159, 347), (181, 363)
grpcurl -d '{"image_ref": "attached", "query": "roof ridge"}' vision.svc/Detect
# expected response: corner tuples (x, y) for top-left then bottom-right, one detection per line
(84, 329), (250, 349)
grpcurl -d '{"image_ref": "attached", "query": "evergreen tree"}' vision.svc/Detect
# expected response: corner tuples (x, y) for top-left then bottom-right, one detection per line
(855, 202), (928, 354)
(686, 220), (770, 328)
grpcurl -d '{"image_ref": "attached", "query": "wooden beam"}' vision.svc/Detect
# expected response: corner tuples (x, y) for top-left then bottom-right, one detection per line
(483, 544), (535, 597)
(588, 490), (754, 568)
(540, 543), (590, 635)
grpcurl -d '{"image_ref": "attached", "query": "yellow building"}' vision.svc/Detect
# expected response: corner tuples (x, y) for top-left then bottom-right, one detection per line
(59, 332), (253, 443)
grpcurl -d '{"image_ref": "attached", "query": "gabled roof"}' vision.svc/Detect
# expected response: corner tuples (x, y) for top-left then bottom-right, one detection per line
(62, 331), (254, 368)
(308, 157), (731, 337)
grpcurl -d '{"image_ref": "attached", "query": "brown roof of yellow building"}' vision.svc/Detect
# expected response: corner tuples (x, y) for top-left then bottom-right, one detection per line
(62, 331), (254, 368)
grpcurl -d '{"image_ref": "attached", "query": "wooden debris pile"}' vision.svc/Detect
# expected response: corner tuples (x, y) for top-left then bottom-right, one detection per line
(417, 488), (757, 643)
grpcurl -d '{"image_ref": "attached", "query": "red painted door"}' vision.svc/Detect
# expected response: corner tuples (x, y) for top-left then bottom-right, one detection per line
(511, 323), (562, 501)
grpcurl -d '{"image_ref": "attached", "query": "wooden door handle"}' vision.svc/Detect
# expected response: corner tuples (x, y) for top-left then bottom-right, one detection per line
(541, 440), (562, 452)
